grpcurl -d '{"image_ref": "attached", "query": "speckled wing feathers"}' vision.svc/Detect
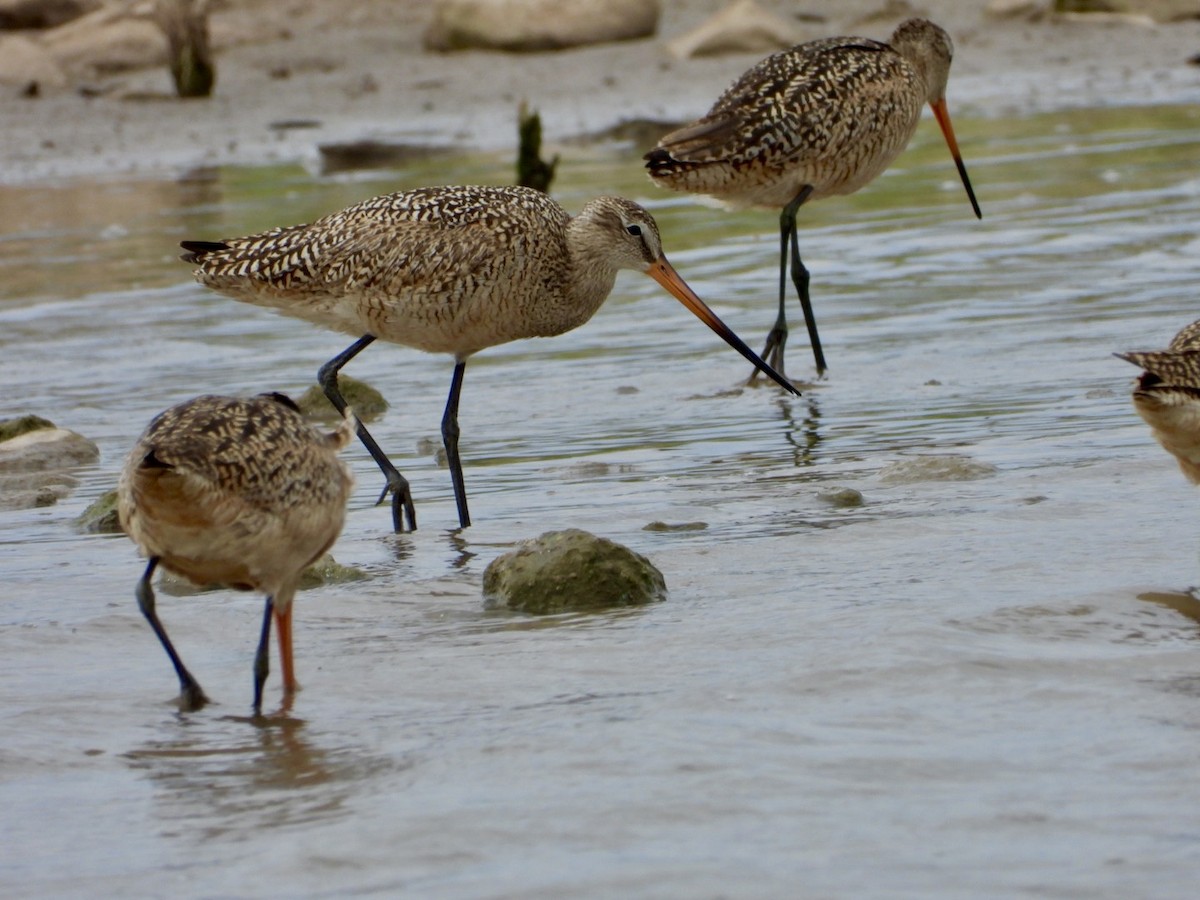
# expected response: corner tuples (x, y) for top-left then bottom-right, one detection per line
(1118, 318), (1200, 390)
(647, 37), (921, 206)
(129, 395), (349, 514)
(119, 394), (354, 592)
(185, 186), (574, 351)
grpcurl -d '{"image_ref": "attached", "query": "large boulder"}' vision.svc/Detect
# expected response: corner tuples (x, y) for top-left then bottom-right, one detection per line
(424, 0), (660, 52)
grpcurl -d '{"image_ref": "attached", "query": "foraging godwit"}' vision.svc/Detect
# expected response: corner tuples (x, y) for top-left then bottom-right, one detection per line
(1117, 318), (1200, 484)
(181, 185), (796, 533)
(645, 17), (982, 379)
(118, 393), (355, 713)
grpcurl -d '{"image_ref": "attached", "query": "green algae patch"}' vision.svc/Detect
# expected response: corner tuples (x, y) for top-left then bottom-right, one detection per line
(0, 415), (55, 443)
(77, 489), (123, 534)
(483, 528), (666, 615)
(296, 376), (388, 423)
(642, 520), (708, 532)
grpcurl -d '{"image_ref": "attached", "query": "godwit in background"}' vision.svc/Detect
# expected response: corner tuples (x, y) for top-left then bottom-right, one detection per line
(118, 393), (355, 713)
(182, 185), (796, 533)
(646, 17), (982, 379)
(1117, 318), (1200, 484)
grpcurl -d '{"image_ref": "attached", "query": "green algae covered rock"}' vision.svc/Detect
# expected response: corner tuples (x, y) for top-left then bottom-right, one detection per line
(0, 414), (55, 443)
(77, 489), (123, 534)
(297, 553), (370, 589)
(483, 528), (666, 615)
(296, 376), (388, 423)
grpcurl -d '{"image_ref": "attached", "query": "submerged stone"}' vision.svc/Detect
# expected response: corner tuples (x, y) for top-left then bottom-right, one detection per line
(297, 553), (369, 589)
(156, 552), (367, 595)
(817, 487), (864, 508)
(878, 455), (998, 484)
(483, 528), (666, 614)
(643, 520), (708, 532)
(296, 375), (388, 423)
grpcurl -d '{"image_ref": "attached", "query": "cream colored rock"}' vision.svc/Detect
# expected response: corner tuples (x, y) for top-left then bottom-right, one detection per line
(0, 0), (100, 30)
(0, 34), (69, 88)
(985, 0), (1048, 18)
(41, 4), (166, 77)
(1055, 0), (1200, 20)
(666, 0), (807, 59)
(424, 0), (660, 52)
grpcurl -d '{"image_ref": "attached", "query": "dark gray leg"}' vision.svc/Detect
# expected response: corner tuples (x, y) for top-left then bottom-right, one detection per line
(754, 185), (823, 380)
(441, 361), (471, 529)
(136, 558), (208, 711)
(252, 596), (273, 715)
(318, 335), (417, 532)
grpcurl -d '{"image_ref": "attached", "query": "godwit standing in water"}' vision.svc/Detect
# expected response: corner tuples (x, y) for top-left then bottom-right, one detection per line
(1117, 318), (1200, 484)
(645, 17), (982, 379)
(181, 185), (796, 533)
(118, 393), (355, 713)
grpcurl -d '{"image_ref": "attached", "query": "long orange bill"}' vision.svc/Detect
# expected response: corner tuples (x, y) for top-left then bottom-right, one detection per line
(648, 257), (799, 395)
(930, 98), (982, 220)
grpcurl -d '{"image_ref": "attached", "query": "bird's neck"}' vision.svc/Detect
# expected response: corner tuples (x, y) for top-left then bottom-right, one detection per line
(558, 219), (620, 333)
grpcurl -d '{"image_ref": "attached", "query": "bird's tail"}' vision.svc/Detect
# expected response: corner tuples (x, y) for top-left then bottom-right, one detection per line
(180, 240), (230, 264)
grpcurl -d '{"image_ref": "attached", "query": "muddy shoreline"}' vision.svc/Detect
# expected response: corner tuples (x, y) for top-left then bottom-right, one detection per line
(1, 0), (1199, 184)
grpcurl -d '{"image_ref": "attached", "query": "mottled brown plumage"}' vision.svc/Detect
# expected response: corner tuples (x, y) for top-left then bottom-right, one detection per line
(118, 392), (355, 713)
(181, 185), (795, 533)
(1117, 318), (1200, 484)
(645, 18), (981, 378)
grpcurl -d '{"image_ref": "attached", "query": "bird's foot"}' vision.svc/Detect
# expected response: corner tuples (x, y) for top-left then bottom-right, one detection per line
(178, 680), (209, 712)
(747, 328), (788, 386)
(375, 471), (417, 532)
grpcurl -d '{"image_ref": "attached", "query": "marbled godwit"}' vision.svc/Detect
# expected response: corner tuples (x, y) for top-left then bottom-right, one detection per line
(1117, 318), (1200, 484)
(645, 17), (982, 379)
(181, 185), (796, 533)
(118, 393), (355, 713)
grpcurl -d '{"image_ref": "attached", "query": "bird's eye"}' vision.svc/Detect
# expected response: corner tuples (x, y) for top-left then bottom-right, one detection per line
(625, 224), (642, 237)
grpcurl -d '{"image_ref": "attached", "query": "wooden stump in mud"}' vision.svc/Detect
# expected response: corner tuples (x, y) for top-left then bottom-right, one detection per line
(516, 102), (558, 193)
(154, 0), (215, 98)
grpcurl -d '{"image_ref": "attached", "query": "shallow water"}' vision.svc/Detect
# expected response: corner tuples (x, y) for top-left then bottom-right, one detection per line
(4, 104), (1200, 897)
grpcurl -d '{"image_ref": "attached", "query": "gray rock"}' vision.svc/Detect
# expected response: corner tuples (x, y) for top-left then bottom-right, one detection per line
(0, 419), (96, 510)
(483, 528), (666, 614)
(0, 425), (99, 473)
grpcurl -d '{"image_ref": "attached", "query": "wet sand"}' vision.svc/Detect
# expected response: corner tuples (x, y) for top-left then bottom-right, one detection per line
(1, 0), (1199, 183)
